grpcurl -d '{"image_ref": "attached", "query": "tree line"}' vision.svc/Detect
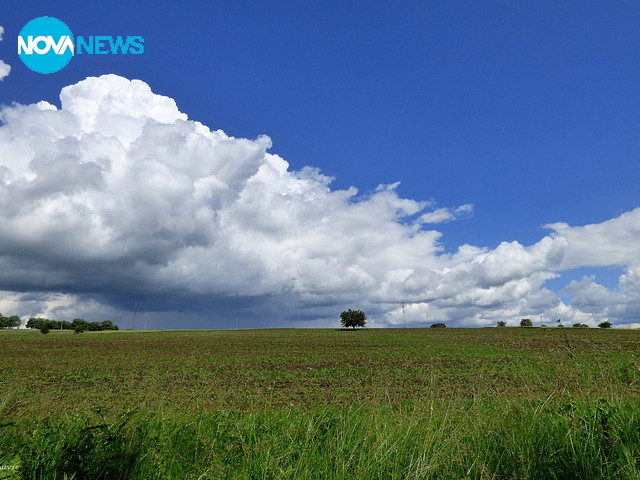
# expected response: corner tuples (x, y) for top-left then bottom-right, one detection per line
(0, 314), (21, 329)
(504, 319), (613, 328)
(25, 317), (119, 333)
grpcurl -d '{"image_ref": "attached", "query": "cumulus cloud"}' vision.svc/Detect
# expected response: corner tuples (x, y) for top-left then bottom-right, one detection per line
(0, 74), (639, 329)
(546, 209), (640, 269)
(418, 203), (474, 224)
(560, 268), (640, 325)
(0, 26), (11, 81)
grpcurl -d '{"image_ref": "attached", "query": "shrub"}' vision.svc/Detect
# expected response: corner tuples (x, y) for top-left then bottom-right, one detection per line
(520, 319), (533, 327)
(430, 323), (446, 328)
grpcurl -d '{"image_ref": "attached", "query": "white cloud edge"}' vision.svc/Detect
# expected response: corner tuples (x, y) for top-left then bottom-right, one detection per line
(0, 26), (10, 81)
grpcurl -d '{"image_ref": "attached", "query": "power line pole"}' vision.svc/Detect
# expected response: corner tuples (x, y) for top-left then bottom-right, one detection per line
(132, 303), (137, 331)
(402, 301), (405, 328)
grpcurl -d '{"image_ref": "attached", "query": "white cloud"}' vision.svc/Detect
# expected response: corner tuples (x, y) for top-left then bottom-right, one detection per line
(546, 209), (640, 269)
(418, 203), (474, 224)
(0, 74), (639, 329)
(0, 62), (9, 82)
(0, 26), (11, 81)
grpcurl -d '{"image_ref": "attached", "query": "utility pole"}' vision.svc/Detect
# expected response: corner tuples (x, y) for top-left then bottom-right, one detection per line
(402, 301), (405, 328)
(132, 303), (137, 331)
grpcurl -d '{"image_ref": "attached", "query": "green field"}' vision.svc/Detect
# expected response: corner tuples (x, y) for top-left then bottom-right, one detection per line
(1, 327), (639, 479)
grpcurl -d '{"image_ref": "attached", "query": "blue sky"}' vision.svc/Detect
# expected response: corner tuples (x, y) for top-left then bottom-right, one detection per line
(0, 1), (639, 328)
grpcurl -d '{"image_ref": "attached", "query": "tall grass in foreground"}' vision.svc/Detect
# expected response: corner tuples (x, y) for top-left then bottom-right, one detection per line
(2, 398), (639, 480)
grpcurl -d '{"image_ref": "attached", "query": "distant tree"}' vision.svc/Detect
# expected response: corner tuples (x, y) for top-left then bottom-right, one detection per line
(44, 320), (55, 330)
(598, 321), (613, 329)
(27, 318), (44, 329)
(0, 315), (21, 329)
(340, 309), (367, 330)
(520, 318), (533, 327)
(86, 322), (102, 331)
(100, 320), (119, 331)
(572, 323), (589, 328)
(71, 318), (88, 330)
(496, 321), (506, 327)
(430, 323), (446, 328)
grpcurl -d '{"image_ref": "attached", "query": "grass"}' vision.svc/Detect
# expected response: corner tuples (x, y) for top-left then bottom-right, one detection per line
(1, 327), (639, 478)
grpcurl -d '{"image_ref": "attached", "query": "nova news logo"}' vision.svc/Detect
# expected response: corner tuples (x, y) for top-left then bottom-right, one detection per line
(18, 16), (144, 74)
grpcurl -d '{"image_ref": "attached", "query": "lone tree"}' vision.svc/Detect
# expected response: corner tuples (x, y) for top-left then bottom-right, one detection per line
(598, 321), (612, 329)
(497, 321), (507, 327)
(429, 323), (446, 328)
(340, 309), (366, 330)
(520, 318), (533, 327)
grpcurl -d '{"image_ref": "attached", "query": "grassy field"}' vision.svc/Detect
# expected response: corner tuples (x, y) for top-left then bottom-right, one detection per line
(1, 327), (639, 479)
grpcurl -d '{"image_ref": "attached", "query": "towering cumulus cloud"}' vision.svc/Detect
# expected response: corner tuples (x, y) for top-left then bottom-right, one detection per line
(0, 75), (638, 328)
